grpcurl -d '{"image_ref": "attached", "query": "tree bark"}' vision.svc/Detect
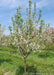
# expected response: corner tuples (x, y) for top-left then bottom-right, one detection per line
(45, 49), (46, 58)
(24, 56), (26, 75)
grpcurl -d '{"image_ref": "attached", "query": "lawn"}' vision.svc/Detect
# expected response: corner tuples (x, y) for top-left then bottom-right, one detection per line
(0, 48), (54, 75)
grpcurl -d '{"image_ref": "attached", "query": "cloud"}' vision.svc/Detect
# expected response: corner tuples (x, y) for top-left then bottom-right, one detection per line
(0, 0), (54, 9)
(31, 0), (54, 10)
(0, 0), (28, 9)
(36, 0), (54, 9)
(36, 0), (48, 8)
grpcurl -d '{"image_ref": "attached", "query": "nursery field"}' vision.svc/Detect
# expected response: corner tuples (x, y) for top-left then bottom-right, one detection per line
(0, 0), (54, 75)
(0, 47), (54, 75)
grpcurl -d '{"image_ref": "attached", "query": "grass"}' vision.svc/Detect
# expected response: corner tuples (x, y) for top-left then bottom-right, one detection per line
(27, 50), (54, 73)
(0, 48), (54, 75)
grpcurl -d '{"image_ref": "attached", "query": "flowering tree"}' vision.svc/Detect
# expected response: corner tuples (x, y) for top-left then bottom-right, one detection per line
(7, 0), (52, 75)
(0, 24), (5, 47)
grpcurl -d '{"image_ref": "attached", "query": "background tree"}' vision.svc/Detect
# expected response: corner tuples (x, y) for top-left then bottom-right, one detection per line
(0, 24), (5, 47)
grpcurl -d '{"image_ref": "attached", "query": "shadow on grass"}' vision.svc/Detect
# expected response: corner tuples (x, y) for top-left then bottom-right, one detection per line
(0, 58), (12, 65)
(38, 51), (54, 58)
(16, 65), (37, 75)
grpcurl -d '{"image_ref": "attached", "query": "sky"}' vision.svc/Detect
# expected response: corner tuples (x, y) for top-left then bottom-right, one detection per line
(0, 0), (54, 35)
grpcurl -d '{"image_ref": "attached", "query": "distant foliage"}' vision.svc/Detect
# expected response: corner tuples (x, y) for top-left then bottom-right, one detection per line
(45, 43), (54, 51)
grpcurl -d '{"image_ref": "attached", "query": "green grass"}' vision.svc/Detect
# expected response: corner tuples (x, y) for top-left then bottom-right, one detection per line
(27, 51), (54, 73)
(0, 49), (54, 75)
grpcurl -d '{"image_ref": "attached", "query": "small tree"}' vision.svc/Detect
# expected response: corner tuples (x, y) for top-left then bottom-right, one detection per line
(0, 24), (5, 47)
(7, 0), (52, 75)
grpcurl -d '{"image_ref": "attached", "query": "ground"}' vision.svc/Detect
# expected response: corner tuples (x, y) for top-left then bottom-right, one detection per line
(0, 49), (54, 75)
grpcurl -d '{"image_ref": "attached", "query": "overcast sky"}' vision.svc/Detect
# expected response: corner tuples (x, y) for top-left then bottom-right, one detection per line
(0, 0), (54, 35)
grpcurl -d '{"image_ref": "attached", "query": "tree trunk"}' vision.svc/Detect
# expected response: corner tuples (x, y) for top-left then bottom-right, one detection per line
(44, 40), (46, 58)
(24, 56), (26, 75)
